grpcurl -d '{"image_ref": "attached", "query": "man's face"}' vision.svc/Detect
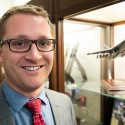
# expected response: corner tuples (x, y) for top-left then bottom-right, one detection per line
(0, 14), (54, 97)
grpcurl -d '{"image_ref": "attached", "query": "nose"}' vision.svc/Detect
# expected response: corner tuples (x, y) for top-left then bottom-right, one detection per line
(25, 43), (43, 61)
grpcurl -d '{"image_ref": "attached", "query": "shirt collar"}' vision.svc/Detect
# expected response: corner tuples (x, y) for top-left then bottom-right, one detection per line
(2, 82), (47, 112)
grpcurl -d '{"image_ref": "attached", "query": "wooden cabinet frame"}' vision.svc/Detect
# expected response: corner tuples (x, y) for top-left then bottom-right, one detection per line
(52, 0), (123, 92)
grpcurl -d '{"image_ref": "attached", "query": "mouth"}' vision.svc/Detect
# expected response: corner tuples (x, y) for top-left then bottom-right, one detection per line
(22, 66), (42, 71)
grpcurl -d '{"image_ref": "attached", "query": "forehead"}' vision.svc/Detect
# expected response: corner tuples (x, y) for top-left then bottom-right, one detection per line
(5, 13), (50, 29)
(3, 14), (52, 39)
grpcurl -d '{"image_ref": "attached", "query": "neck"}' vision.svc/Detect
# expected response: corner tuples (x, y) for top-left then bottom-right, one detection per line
(6, 82), (44, 99)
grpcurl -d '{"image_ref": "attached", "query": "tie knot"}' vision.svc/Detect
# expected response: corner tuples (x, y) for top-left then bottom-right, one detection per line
(25, 98), (42, 115)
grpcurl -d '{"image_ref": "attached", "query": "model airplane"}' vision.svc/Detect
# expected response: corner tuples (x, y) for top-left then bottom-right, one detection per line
(87, 40), (125, 58)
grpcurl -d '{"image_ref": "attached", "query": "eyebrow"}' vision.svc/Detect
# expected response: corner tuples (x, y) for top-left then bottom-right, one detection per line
(12, 35), (50, 39)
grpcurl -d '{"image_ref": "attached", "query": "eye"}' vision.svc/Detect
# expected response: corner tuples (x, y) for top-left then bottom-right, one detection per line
(38, 39), (51, 47)
(10, 39), (25, 47)
(9, 39), (30, 50)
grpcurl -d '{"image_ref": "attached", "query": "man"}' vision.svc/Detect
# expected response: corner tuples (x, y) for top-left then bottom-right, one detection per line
(0, 4), (77, 125)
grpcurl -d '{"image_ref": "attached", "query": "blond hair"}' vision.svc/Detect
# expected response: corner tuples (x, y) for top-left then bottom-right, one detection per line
(0, 4), (55, 39)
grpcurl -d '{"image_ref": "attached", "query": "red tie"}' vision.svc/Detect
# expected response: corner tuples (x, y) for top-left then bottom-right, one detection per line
(25, 99), (46, 125)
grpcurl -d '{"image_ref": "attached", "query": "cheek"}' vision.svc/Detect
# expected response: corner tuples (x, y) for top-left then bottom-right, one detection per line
(45, 52), (54, 67)
(2, 50), (20, 67)
(0, 47), (12, 62)
(0, 50), (10, 65)
(2, 54), (15, 70)
(48, 52), (54, 63)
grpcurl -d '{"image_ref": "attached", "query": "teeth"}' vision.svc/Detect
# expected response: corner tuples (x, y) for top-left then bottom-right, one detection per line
(24, 66), (40, 71)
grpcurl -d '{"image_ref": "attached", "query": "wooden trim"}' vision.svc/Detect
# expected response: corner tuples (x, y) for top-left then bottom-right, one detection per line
(51, 0), (65, 92)
(56, 20), (65, 92)
(70, 18), (112, 25)
(56, 0), (122, 19)
(113, 21), (125, 25)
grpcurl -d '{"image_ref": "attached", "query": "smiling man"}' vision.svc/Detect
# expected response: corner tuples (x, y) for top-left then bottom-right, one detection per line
(0, 4), (77, 125)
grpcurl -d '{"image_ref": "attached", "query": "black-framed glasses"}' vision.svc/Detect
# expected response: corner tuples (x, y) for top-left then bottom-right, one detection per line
(0, 39), (56, 53)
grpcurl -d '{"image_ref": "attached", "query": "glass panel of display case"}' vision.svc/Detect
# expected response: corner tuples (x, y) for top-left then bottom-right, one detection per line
(114, 24), (125, 80)
(64, 20), (105, 85)
(64, 15), (125, 125)
(64, 20), (106, 125)
(64, 2), (125, 125)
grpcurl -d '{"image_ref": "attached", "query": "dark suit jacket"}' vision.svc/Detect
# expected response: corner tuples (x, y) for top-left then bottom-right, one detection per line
(0, 85), (77, 125)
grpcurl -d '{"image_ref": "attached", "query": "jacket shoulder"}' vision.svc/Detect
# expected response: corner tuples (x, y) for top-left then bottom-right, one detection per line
(45, 88), (71, 101)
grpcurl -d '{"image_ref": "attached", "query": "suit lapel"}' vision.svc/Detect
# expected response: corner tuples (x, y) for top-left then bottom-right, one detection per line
(45, 89), (62, 125)
(0, 85), (15, 125)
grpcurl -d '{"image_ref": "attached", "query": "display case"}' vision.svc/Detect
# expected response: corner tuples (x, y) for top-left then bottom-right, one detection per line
(63, 2), (125, 125)
(66, 80), (125, 125)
